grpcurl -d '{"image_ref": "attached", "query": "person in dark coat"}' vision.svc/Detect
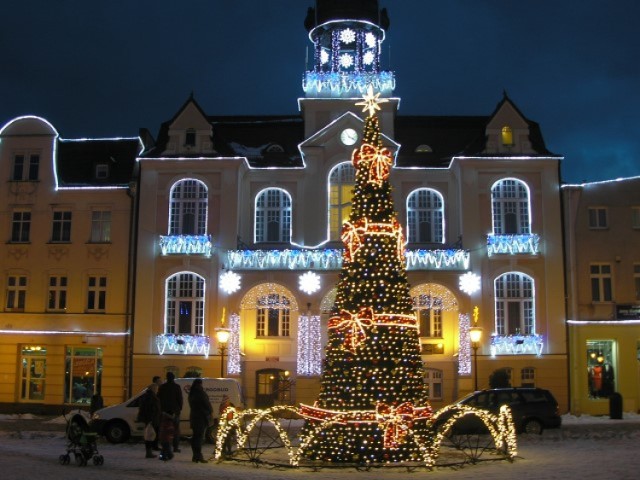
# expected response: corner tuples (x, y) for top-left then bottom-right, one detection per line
(137, 383), (161, 458)
(157, 371), (183, 453)
(158, 410), (176, 461)
(188, 378), (213, 463)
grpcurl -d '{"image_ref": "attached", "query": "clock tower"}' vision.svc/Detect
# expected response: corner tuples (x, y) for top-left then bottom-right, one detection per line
(300, 0), (398, 139)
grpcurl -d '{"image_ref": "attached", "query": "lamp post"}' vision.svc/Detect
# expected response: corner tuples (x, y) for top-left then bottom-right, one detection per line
(215, 328), (230, 378)
(469, 325), (483, 391)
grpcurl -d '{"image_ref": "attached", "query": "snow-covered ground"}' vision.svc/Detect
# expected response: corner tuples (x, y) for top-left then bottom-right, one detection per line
(0, 413), (639, 479)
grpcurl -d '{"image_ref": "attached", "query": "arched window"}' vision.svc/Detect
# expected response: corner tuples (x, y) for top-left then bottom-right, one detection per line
(407, 188), (444, 243)
(491, 178), (531, 235)
(169, 179), (208, 235)
(501, 125), (514, 146)
(255, 188), (291, 243)
(256, 293), (290, 337)
(329, 162), (355, 240)
(494, 272), (535, 336)
(165, 272), (205, 335)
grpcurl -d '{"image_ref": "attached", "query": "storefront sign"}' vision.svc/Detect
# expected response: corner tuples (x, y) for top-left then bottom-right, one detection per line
(616, 304), (640, 320)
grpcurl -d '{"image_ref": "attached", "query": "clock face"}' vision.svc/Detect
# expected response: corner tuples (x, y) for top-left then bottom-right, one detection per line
(340, 128), (358, 146)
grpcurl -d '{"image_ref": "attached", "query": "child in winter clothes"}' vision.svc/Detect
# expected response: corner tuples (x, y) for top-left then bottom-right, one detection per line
(158, 410), (176, 461)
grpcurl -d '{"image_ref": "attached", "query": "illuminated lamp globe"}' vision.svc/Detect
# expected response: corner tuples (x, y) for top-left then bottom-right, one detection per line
(469, 326), (483, 344)
(215, 328), (231, 346)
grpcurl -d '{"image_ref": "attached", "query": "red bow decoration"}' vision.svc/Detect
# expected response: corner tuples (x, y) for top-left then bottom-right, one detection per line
(352, 143), (393, 187)
(375, 402), (415, 449)
(329, 307), (374, 352)
(341, 219), (367, 263)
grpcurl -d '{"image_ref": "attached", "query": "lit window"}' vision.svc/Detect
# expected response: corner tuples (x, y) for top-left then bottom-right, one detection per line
(407, 188), (444, 243)
(256, 294), (290, 337)
(169, 179), (208, 235)
(65, 346), (102, 404)
(11, 210), (31, 243)
(87, 275), (107, 312)
(588, 207), (608, 229)
(501, 126), (514, 146)
(90, 210), (111, 243)
(20, 345), (47, 402)
(165, 272), (205, 335)
(521, 367), (535, 387)
(491, 178), (531, 235)
(329, 162), (355, 240)
(47, 275), (67, 311)
(415, 303), (442, 338)
(6, 275), (27, 311)
(494, 272), (535, 335)
(586, 340), (616, 398)
(51, 211), (72, 242)
(590, 264), (612, 302)
(255, 188), (292, 243)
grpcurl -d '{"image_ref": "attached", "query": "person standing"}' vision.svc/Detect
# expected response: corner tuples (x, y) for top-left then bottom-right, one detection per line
(150, 376), (162, 450)
(188, 378), (213, 463)
(157, 372), (183, 453)
(137, 383), (161, 459)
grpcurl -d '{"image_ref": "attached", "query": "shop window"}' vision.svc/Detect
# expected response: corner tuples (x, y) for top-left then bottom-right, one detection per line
(20, 345), (46, 402)
(587, 340), (616, 399)
(65, 346), (103, 404)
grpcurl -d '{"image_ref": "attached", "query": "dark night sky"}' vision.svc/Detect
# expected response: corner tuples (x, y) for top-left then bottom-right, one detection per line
(1, 1), (639, 184)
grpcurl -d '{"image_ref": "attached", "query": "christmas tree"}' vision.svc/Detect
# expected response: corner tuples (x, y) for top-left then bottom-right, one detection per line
(300, 87), (432, 464)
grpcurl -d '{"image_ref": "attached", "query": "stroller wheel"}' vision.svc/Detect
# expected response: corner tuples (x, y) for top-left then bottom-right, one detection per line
(59, 454), (70, 465)
(75, 453), (87, 466)
(93, 455), (104, 465)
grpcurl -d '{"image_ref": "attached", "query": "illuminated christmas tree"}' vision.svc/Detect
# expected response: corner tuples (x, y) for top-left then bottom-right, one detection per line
(300, 87), (432, 464)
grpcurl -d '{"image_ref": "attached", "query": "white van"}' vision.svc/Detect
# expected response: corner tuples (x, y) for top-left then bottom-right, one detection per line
(90, 378), (243, 443)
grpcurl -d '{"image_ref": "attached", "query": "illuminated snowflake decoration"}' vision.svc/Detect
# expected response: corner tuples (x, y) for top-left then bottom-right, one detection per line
(220, 271), (241, 294)
(339, 53), (354, 69)
(365, 32), (377, 48)
(299, 271), (321, 295)
(363, 51), (375, 65)
(340, 28), (356, 44)
(320, 49), (329, 65)
(459, 272), (481, 296)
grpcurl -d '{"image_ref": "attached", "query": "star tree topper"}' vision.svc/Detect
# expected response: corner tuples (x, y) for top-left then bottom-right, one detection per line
(356, 85), (388, 117)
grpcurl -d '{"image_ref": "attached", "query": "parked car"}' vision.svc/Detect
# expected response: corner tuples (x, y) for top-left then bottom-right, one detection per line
(437, 387), (562, 435)
(90, 378), (243, 443)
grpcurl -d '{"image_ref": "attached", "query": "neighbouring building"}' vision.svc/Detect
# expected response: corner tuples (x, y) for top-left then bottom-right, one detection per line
(1, 0), (571, 413)
(563, 177), (640, 415)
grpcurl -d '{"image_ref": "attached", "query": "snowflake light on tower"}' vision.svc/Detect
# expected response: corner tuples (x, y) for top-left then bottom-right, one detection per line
(299, 271), (321, 295)
(219, 270), (241, 294)
(339, 53), (354, 69)
(459, 272), (481, 295)
(340, 28), (356, 44)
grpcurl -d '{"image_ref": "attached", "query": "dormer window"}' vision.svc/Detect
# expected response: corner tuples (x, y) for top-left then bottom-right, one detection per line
(185, 129), (196, 147)
(501, 126), (514, 146)
(415, 144), (433, 153)
(95, 164), (109, 180)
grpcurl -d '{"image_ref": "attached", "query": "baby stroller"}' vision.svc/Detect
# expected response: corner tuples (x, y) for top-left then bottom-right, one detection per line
(59, 410), (104, 466)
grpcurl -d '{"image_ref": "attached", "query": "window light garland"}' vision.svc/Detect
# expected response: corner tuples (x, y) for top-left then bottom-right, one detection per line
(457, 313), (472, 375)
(159, 234), (212, 256)
(155, 333), (211, 358)
(490, 333), (544, 356)
(297, 314), (322, 376)
(227, 313), (241, 375)
(302, 71), (396, 97)
(487, 233), (540, 256)
(405, 249), (470, 270)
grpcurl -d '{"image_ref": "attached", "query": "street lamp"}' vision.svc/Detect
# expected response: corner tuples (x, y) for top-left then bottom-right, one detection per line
(215, 327), (231, 378)
(469, 325), (483, 391)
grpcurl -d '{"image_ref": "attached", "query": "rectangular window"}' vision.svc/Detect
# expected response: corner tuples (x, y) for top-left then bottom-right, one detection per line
(632, 207), (640, 229)
(11, 210), (31, 242)
(590, 264), (613, 302)
(90, 210), (111, 243)
(51, 211), (72, 242)
(95, 164), (109, 179)
(425, 369), (443, 400)
(6, 275), (27, 310)
(587, 340), (616, 399)
(87, 276), (107, 312)
(65, 347), (102, 404)
(20, 345), (47, 402)
(635, 264), (640, 302)
(588, 207), (608, 229)
(521, 367), (535, 387)
(47, 275), (67, 311)
(11, 154), (39, 181)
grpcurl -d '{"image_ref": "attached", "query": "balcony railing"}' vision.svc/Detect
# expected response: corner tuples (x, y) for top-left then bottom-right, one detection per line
(156, 333), (211, 357)
(226, 248), (469, 271)
(159, 235), (212, 257)
(490, 334), (544, 356)
(487, 234), (540, 257)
